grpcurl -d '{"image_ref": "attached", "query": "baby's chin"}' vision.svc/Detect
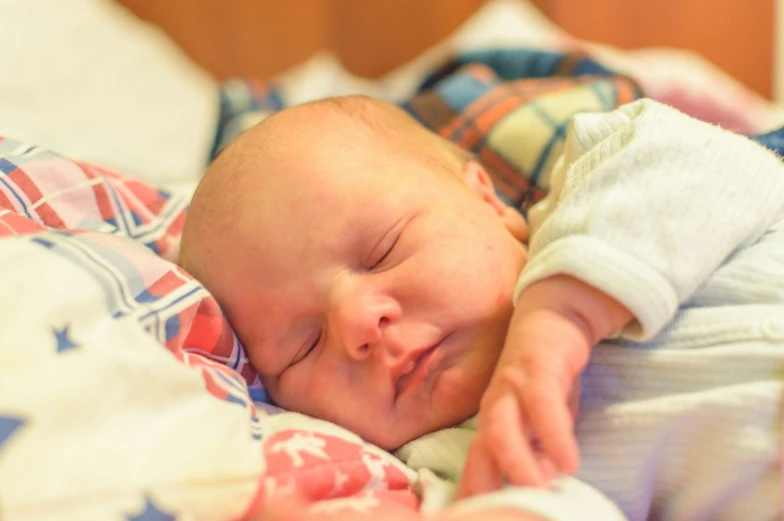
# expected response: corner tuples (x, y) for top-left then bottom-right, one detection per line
(370, 398), (481, 451)
(367, 416), (473, 452)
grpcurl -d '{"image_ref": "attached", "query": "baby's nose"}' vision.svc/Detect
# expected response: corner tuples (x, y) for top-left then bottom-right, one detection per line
(329, 278), (401, 362)
(337, 302), (398, 362)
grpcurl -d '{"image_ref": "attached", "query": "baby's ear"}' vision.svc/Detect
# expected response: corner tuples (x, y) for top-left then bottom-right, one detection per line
(462, 160), (529, 242)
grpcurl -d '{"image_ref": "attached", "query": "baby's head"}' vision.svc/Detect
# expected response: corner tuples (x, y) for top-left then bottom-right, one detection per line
(181, 96), (528, 449)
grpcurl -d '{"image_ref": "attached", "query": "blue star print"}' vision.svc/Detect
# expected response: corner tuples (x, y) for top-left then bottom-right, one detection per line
(127, 496), (176, 521)
(53, 325), (79, 353)
(0, 416), (25, 452)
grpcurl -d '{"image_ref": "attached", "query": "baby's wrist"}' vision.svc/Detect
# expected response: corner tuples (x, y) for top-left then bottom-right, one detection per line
(514, 274), (633, 344)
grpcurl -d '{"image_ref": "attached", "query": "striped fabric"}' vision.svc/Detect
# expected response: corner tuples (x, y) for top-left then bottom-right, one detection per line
(0, 137), (264, 402)
(0, 138), (186, 260)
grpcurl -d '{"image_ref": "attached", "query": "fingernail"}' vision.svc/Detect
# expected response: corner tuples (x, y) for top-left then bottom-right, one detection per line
(537, 455), (558, 484)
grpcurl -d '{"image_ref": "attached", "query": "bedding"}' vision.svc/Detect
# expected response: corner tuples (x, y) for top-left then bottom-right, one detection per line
(0, 137), (417, 520)
(217, 47), (784, 210)
(0, 0), (217, 188)
(265, 0), (783, 136)
(4, 0), (779, 197)
(2, 50), (784, 521)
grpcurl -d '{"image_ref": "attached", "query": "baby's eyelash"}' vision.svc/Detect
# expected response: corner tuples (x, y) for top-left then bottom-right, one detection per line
(372, 234), (400, 268)
(285, 330), (322, 371)
(297, 331), (321, 364)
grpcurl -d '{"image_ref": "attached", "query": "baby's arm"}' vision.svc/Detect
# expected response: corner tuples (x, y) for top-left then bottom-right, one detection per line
(462, 98), (784, 497)
(458, 275), (631, 497)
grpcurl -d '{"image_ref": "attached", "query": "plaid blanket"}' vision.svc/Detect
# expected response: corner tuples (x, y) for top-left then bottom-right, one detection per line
(404, 50), (642, 211)
(3, 48), (784, 521)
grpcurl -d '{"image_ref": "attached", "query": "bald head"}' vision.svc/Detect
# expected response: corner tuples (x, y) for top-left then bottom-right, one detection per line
(175, 96), (529, 446)
(179, 95), (469, 284)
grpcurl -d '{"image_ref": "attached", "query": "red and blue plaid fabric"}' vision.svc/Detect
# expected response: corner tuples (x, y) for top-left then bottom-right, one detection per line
(0, 138), (186, 259)
(0, 136), (266, 404)
(212, 78), (284, 159)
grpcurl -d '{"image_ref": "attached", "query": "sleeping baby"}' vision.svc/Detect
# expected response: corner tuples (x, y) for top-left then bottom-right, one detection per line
(179, 96), (783, 521)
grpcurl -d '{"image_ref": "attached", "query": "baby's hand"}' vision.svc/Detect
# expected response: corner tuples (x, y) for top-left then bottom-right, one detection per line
(458, 275), (632, 498)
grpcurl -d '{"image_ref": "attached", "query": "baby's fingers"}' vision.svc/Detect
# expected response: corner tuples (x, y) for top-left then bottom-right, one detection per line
(535, 451), (558, 483)
(524, 377), (580, 475)
(457, 438), (504, 498)
(485, 393), (546, 487)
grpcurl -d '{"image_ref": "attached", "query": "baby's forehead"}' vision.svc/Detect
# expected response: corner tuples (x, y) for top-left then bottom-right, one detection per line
(266, 98), (451, 160)
(220, 99), (465, 226)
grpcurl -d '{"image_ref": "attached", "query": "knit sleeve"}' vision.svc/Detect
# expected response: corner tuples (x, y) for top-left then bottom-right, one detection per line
(516, 99), (784, 341)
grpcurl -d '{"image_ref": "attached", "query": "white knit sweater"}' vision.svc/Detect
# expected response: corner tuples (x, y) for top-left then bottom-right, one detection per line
(397, 99), (784, 521)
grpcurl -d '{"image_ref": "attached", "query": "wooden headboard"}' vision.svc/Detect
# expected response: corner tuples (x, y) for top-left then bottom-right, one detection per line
(116, 0), (774, 99)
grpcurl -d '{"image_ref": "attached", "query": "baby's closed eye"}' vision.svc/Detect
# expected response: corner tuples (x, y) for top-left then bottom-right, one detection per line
(367, 217), (407, 270)
(289, 329), (322, 367)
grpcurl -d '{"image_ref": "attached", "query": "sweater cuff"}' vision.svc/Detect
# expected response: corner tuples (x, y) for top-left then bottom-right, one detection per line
(445, 476), (628, 521)
(515, 235), (679, 341)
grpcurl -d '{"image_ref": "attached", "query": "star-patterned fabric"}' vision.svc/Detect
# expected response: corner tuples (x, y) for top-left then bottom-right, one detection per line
(0, 138), (415, 521)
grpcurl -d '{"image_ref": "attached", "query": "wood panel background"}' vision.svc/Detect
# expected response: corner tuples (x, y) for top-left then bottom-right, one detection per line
(116, 0), (774, 98)
(542, 0), (774, 99)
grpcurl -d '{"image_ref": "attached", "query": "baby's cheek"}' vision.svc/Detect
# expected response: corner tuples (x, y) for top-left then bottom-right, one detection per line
(266, 370), (321, 414)
(433, 364), (488, 420)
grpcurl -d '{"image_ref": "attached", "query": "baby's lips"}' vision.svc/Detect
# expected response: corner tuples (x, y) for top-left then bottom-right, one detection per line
(391, 342), (440, 399)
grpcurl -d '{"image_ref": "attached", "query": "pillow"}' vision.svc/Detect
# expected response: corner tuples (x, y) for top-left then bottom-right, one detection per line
(0, 0), (217, 187)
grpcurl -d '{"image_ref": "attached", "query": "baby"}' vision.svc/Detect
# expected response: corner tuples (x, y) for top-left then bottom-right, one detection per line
(180, 96), (784, 521)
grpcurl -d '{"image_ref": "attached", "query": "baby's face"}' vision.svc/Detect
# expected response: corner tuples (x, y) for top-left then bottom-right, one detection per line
(186, 100), (528, 449)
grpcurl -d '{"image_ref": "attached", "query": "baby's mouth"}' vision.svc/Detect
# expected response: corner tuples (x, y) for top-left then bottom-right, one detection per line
(394, 344), (439, 399)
